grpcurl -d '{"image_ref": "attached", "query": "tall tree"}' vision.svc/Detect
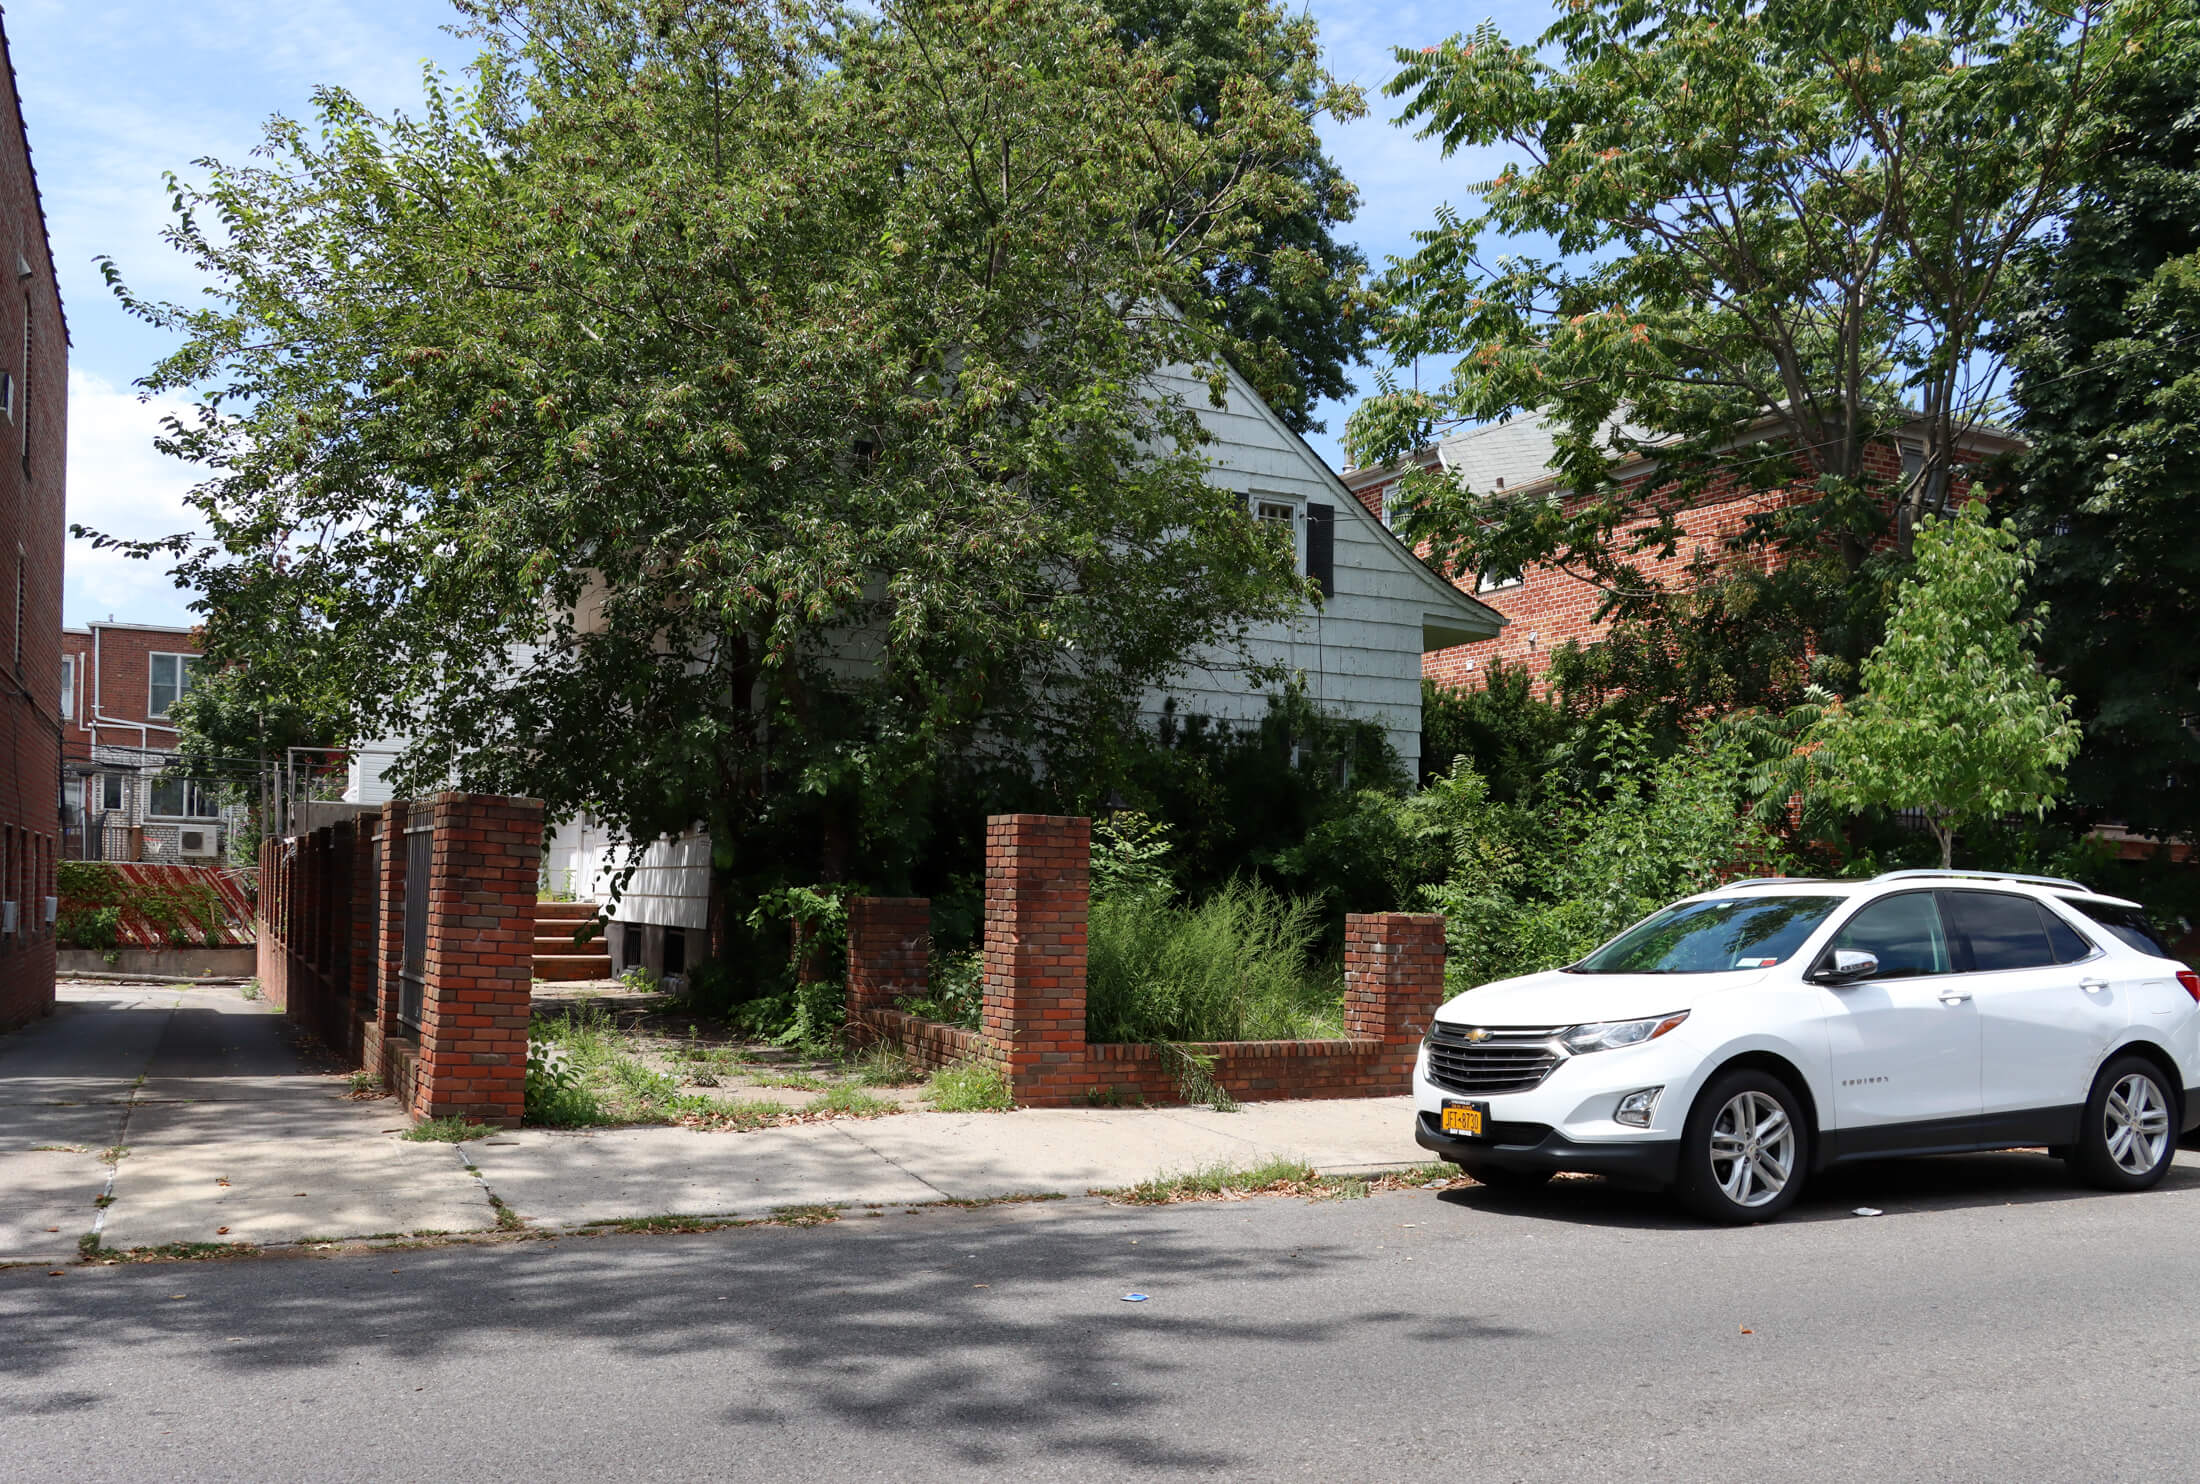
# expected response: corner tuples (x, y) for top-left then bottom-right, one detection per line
(1348, 0), (2134, 712)
(2000, 1), (2200, 840)
(1103, 0), (1369, 433)
(89, 0), (1356, 975)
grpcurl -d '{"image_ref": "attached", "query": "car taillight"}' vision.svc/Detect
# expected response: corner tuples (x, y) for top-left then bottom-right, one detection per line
(2178, 970), (2200, 1002)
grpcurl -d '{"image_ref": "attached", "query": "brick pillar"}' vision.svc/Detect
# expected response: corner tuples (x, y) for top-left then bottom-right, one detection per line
(847, 897), (930, 1024)
(368, 800), (410, 1086)
(1343, 912), (1447, 1044)
(410, 792), (543, 1128)
(982, 815), (1089, 1103)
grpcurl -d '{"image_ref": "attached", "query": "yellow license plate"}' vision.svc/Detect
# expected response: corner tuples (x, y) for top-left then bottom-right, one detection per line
(1441, 1105), (1484, 1136)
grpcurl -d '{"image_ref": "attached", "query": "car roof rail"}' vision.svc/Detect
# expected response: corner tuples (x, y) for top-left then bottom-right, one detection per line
(1717, 876), (1832, 889)
(1872, 868), (2091, 892)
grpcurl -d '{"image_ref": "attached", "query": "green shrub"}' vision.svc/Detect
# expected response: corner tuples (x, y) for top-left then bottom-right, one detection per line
(56, 905), (123, 952)
(1085, 877), (1342, 1044)
(896, 946), (982, 1029)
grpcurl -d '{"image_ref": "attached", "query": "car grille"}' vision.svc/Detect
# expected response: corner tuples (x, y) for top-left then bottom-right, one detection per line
(1424, 1022), (1564, 1097)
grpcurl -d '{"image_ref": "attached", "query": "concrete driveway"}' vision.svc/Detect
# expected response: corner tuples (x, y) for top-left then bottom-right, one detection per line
(0, 984), (492, 1263)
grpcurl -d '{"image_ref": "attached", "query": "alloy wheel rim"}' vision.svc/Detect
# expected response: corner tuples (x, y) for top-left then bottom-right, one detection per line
(2105, 1073), (2171, 1175)
(1708, 1090), (1795, 1208)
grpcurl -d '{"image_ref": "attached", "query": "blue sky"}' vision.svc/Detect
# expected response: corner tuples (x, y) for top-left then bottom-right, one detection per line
(12, 0), (1549, 630)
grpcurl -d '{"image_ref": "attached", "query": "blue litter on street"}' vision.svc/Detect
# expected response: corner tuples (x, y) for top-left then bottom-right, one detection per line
(1121, 1293), (1149, 1302)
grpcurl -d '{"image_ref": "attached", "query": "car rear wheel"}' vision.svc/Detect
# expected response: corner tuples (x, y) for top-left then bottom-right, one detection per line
(2073, 1055), (2177, 1192)
(1675, 1069), (1809, 1224)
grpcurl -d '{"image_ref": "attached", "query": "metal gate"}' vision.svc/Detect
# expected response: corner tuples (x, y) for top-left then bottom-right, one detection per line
(398, 823), (432, 1029)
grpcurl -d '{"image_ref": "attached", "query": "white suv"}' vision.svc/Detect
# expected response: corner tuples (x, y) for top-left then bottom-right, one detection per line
(1414, 870), (2200, 1222)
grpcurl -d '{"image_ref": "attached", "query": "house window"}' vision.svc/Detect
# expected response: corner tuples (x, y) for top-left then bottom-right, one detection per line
(148, 652), (197, 718)
(99, 773), (125, 813)
(147, 776), (217, 819)
(1251, 495), (1307, 571)
(1477, 569), (1524, 593)
(60, 655), (73, 719)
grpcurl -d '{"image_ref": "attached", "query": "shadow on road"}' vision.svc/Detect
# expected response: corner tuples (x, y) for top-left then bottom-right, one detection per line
(1434, 1148), (2200, 1229)
(0, 1200), (1487, 1472)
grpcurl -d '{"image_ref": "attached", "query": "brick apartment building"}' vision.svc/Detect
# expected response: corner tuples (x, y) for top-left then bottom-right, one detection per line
(59, 621), (238, 863)
(1340, 412), (2018, 692)
(0, 15), (66, 1033)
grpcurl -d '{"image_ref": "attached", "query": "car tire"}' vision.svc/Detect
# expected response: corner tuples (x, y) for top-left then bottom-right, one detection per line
(1675, 1068), (1810, 1224)
(1467, 1166), (1552, 1193)
(2073, 1055), (2178, 1192)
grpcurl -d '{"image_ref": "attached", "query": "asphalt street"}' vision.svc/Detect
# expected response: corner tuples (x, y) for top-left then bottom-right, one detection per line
(7, 1148), (2200, 1482)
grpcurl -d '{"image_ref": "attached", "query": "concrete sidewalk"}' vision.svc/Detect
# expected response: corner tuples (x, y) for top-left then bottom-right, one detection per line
(2, 984), (1425, 1262)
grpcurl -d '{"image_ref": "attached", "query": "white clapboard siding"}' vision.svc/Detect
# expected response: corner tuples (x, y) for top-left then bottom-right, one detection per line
(1142, 361), (1503, 779)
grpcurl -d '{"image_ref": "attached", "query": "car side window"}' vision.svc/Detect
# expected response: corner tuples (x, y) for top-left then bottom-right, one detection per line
(2040, 908), (2095, 965)
(1941, 891), (2058, 972)
(1827, 893), (1952, 979)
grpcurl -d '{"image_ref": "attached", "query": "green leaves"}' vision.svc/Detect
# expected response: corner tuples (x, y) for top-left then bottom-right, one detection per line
(105, 0), (1337, 963)
(1348, 0), (2137, 720)
(1797, 502), (2082, 866)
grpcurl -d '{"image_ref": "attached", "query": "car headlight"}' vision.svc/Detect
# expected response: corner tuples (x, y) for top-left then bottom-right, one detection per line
(1559, 1012), (1689, 1055)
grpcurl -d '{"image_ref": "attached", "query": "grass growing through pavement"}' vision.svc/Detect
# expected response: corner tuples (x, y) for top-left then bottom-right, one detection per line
(924, 1059), (1014, 1112)
(403, 1118), (497, 1143)
(1103, 1159), (1470, 1205)
(844, 1044), (924, 1087)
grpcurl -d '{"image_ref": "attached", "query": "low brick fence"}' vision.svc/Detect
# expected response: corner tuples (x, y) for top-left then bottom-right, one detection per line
(847, 813), (1445, 1107)
(257, 792), (543, 1127)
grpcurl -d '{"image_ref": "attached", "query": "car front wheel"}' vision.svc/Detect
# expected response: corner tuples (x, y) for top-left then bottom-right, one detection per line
(1675, 1069), (1809, 1224)
(2073, 1055), (2178, 1192)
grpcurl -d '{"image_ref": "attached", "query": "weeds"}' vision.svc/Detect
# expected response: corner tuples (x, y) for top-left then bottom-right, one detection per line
(347, 1070), (384, 1096)
(1100, 1160), (1471, 1205)
(844, 1043), (922, 1088)
(1086, 879), (1342, 1044)
(674, 1098), (793, 1131)
(403, 1118), (496, 1143)
(239, 981), (261, 1002)
(525, 1041), (601, 1127)
(770, 1204), (839, 1227)
(813, 1085), (898, 1118)
(752, 1071), (826, 1092)
(925, 1060), (1013, 1112)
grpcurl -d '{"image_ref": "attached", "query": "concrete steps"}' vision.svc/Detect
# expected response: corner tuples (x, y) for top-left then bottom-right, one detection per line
(533, 901), (611, 982)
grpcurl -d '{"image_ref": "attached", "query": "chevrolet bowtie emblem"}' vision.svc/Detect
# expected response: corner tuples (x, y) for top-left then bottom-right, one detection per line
(1464, 1027), (1491, 1042)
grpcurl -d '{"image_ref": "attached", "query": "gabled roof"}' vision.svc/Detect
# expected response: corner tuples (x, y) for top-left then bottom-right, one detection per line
(1199, 353), (1505, 643)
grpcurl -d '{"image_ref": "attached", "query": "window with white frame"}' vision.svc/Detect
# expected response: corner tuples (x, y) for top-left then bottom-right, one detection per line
(147, 775), (217, 820)
(1477, 568), (1524, 592)
(59, 654), (72, 718)
(148, 652), (197, 718)
(99, 773), (125, 813)
(1251, 495), (1303, 568)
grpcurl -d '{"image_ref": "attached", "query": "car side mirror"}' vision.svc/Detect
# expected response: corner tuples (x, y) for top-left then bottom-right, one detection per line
(1815, 949), (1880, 985)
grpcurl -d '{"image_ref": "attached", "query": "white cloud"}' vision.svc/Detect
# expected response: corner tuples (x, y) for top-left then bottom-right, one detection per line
(63, 368), (205, 629)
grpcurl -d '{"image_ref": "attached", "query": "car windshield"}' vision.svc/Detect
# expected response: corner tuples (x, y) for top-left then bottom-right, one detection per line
(1569, 895), (1844, 975)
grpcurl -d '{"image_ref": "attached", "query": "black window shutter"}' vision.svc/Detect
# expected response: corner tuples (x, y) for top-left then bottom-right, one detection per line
(1306, 503), (1335, 599)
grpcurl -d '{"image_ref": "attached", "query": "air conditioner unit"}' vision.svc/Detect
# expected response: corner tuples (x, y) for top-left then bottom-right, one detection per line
(178, 829), (217, 858)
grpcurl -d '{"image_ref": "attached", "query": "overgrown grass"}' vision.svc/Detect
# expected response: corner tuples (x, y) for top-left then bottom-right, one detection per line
(925, 1060), (1013, 1112)
(844, 1044), (923, 1087)
(403, 1118), (496, 1143)
(814, 1085), (898, 1118)
(1085, 879), (1344, 1044)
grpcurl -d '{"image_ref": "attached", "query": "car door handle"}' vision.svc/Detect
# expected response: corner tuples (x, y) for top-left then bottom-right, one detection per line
(1939, 990), (1972, 1005)
(2080, 980), (2110, 994)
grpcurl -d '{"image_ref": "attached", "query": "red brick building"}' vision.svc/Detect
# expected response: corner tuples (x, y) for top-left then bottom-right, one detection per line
(0, 15), (65, 1033)
(60, 622), (224, 862)
(1340, 412), (2018, 692)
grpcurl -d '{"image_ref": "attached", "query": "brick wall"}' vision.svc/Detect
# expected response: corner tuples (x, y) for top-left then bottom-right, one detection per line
(848, 816), (1448, 1106)
(255, 792), (543, 1127)
(0, 16), (65, 1036)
